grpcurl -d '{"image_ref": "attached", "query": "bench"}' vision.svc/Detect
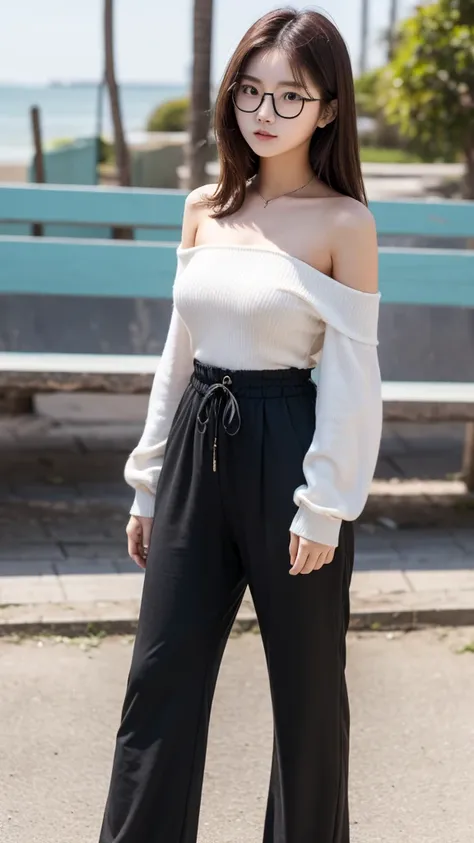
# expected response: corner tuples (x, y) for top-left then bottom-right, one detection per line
(0, 183), (473, 487)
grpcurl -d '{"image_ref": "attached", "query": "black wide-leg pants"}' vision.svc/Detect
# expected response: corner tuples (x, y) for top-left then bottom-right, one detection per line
(98, 359), (354, 843)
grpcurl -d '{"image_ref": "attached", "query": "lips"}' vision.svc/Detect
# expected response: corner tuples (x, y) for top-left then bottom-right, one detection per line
(254, 131), (277, 138)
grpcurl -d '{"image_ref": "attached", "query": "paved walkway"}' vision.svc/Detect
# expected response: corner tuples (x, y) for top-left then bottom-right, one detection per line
(0, 398), (473, 631)
(190, 159), (464, 201)
(1, 629), (474, 842)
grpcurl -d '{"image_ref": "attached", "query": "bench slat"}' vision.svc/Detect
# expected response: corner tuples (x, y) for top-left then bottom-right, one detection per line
(1, 354), (474, 421)
(1, 185), (474, 238)
(0, 183), (187, 228)
(0, 237), (178, 298)
(0, 236), (473, 305)
(371, 199), (474, 238)
(0, 352), (160, 374)
(379, 248), (474, 305)
(1, 353), (474, 398)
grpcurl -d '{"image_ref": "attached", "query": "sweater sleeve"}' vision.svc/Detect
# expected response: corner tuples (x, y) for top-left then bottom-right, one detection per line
(124, 256), (194, 518)
(289, 290), (383, 547)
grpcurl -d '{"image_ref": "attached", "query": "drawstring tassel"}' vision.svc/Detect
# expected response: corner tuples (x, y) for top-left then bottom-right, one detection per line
(196, 374), (241, 472)
(212, 435), (217, 472)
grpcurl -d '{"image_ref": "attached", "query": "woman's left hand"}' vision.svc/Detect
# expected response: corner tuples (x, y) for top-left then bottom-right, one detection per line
(289, 532), (335, 575)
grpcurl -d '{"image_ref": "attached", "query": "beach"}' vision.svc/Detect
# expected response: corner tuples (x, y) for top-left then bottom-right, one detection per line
(0, 163), (27, 182)
(0, 82), (187, 177)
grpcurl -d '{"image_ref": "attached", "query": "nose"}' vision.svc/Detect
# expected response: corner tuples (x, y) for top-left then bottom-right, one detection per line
(256, 95), (276, 123)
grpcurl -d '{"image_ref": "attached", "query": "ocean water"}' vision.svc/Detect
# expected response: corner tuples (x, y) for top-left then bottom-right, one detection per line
(0, 83), (187, 163)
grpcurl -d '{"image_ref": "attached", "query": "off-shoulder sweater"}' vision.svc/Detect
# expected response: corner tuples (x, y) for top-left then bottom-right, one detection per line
(124, 243), (383, 547)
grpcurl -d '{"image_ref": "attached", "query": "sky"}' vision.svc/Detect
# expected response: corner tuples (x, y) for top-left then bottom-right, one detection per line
(0, 0), (419, 86)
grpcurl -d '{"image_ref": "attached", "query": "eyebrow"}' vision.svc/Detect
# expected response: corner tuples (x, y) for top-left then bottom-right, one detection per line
(239, 73), (306, 89)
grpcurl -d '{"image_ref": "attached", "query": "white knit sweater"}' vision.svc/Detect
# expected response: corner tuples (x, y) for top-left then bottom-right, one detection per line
(124, 243), (383, 547)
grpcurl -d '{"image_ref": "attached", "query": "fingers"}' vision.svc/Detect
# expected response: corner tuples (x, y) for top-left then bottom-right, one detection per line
(301, 545), (334, 574)
(289, 534), (310, 576)
(289, 532), (299, 569)
(126, 516), (149, 570)
(141, 519), (153, 551)
(129, 537), (146, 570)
(300, 550), (327, 574)
(288, 532), (335, 575)
(139, 518), (153, 568)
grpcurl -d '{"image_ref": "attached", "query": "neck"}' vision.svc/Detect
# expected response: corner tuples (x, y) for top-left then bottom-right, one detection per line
(254, 148), (315, 198)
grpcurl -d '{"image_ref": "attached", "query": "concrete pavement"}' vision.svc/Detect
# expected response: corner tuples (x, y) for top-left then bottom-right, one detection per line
(185, 159), (464, 200)
(0, 399), (473, 633)
(0, 627), (473, 843)
(1, 522), (474, 633)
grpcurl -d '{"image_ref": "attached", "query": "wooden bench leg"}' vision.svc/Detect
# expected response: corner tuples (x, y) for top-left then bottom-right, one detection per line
(462, 422), (474, 491)
(0, 392), (34, 414)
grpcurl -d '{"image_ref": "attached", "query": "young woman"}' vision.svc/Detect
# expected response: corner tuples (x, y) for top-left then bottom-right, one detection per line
(98, 7), (383, 843)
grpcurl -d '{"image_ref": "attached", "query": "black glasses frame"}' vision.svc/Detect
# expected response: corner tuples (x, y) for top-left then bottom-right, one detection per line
(231, 82), (323, 119)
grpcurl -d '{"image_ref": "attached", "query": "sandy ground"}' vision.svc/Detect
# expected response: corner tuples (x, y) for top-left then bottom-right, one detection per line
(0, 626), (473, 843)
(0, 164), (27, 183)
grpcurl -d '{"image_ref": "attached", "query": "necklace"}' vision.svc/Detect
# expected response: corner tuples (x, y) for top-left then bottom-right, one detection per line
(253, 173), (315, 208)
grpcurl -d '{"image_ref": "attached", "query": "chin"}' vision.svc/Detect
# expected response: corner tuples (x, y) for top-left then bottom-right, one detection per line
(245, 136), (282, 157)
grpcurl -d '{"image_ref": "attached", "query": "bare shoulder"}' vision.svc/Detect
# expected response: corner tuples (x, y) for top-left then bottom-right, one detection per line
(180, 183), (219, 248)
(185, 182), (219, 209)
(328, 197), (378, 294)
(329, 194), (376, 235)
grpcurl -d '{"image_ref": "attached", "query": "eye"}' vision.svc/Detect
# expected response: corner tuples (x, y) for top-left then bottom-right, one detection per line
(284, 91), (303, 102)
(241, 84), (259, 96)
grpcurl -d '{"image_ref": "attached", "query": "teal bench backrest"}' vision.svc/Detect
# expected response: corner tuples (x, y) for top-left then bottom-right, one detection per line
(1, 142), (99, 238)
(0, 184), (473, 306)
(0, 181), (180, 242)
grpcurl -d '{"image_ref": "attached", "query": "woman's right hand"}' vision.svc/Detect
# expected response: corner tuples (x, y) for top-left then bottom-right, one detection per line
(126, 515), (153, 569)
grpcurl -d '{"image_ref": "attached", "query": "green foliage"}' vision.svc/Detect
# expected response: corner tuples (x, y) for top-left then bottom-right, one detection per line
(146, 97), (190, 132)
(355, 68), (416, 153)
(354, 69), (382, 118)
(459, 0), (474, 26)
(98, 137), (115, 164)
(47, 136), (115, 164)
(383, 0), (474, 163)
(359, 146), (422, 163)
(47, 137), (75, 150)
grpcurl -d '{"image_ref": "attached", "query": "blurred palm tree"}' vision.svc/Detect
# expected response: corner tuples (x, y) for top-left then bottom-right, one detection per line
(359, 0), (369, 75)
(387, 0), (399, 60)
(186, 0), (214, 189)
(104, 0), (131, 187)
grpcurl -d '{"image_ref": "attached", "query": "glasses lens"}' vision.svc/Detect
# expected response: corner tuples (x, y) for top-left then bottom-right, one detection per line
(233, 82), (262, 112)
(233, 83), (304, 118)
(273, 92), (305, 118)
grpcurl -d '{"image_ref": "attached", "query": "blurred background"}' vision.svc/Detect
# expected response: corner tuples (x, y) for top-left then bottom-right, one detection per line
(0, 0), (472, 192)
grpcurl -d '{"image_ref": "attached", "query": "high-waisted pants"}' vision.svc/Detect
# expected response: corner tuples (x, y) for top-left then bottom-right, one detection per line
(98, 358), (354, 843)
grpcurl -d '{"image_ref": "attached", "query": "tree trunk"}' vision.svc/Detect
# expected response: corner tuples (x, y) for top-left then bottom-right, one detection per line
(387, 0), (398, 61)
(104, 0), (131, 190)
(186, 0), (214, 190)
(464, 132), (474, 254)
(359, 0), (369, 75)
(464, 141), (474, 200)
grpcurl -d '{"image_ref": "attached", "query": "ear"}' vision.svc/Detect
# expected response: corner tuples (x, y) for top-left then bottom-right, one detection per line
(317, 98), (338, 129)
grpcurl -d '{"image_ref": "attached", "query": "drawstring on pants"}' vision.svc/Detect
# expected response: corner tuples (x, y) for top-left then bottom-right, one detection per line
(196, 374), (242, 472)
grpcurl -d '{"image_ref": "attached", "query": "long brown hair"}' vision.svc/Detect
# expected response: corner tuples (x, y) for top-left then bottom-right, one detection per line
(205, 6), (367, 218)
